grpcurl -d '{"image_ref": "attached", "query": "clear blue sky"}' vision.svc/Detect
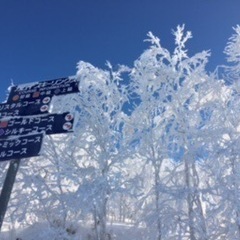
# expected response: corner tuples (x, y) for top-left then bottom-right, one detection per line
(0, 0), (240, 102)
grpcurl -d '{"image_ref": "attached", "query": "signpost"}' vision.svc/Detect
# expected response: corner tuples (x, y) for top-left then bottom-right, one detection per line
(7, 77), (79, 103)
(0, 112), (74, 138)
(0, 134), (43, 161)
(0, 76), (79, 232)
(0, 96), (51, 118)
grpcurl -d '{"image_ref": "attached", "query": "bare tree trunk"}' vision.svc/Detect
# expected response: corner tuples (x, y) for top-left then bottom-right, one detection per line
(93, 201), (108, 240)
(184, 158), (196, 240)
(230, 156), (240, 239)
(93, 186), (109, 240)
(99, 199), (107, 240)
(93, 204), (100, 240)
(191, 162), (208, 240)
(154, 163), (162, 240)
(150, 142), (163, 240)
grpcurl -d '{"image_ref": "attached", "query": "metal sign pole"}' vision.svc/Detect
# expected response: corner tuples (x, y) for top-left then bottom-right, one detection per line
(0, 159), (21, 232)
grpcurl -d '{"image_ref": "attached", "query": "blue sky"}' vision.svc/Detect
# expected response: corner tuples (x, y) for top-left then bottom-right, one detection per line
(0, 0), (240, 102)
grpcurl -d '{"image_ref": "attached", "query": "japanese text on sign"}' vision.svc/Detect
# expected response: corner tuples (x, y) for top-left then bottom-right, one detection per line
(0, 112), (74, 138)
(0, 97), (51, 117)
(0, 133), (43, 161)
(7, 77), (79, 103)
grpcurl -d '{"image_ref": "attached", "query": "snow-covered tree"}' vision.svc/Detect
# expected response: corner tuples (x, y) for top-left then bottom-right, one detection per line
(128, 25), (226, 240)
(205, 25), (240, 239)
(72, 61), (131, 240)
(3, 24), (240, 240)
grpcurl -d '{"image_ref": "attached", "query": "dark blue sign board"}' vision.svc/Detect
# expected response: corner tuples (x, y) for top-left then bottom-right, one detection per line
(0, 133), (43, 161)
(0, 96), (51, 118)
(7, 77), (79, 103)
(0, 77), (79, 232)
(0, 112), (74, 138)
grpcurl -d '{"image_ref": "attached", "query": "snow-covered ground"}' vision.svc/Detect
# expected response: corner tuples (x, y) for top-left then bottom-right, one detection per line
(0, 222), (147, 240)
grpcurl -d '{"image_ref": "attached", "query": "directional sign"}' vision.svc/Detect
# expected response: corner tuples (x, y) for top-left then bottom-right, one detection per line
(0, 112), (74, 139)
(7, 77), (79, 103)
(0, 133), (43, 161)
(0, 77), (80, 233)
(0, 96), (51, 118)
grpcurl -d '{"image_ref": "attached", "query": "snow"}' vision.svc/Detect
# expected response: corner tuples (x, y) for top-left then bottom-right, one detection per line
(0, 222), (147, 240)
(1, 25), (240, 239)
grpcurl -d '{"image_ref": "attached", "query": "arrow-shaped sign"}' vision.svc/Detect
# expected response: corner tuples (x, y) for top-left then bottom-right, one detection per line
(0, 112), (74, 139)
(7, 77), (79, 103)
(0, 133), (43, 161)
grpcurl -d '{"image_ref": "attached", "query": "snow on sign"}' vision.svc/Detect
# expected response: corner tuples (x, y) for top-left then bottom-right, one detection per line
(0, 133), (43, 161)
(0, 96), (51, 118)
(0, 112), (74, 138)
(7, 77), (79, 103)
